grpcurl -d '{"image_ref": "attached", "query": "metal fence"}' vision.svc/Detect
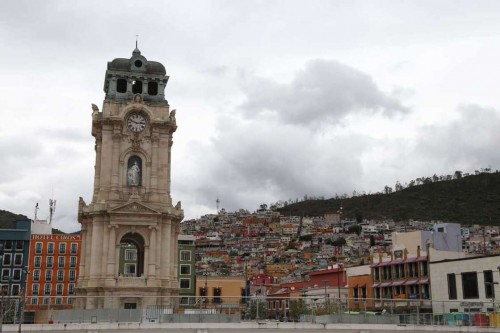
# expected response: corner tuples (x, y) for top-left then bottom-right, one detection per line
(3, 296), (498, 328)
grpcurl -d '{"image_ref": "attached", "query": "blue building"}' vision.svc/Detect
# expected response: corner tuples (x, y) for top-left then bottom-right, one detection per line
(0, 220), (32, 298)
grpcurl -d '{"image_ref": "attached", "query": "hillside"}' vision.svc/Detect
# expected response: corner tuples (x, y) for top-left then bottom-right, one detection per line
(0, 209), (28, 229)
(0, 209), (68, 234)
(278, 172), (500, 225)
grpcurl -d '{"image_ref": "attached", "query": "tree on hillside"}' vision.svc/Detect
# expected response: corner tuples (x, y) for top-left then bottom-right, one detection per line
(348, 225), (362, 236)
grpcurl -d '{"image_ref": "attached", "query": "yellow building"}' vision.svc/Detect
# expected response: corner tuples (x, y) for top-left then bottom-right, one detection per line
(196, 275), (245, 312)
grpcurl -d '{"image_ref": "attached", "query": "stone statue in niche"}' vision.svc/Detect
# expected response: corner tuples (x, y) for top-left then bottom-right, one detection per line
(169, 109), (176, 126)
(127, 156), (142, 186)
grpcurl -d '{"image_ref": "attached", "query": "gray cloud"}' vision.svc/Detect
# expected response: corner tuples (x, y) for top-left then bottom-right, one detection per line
(414, 104), (500, 171)
(240, 59), (409, 127)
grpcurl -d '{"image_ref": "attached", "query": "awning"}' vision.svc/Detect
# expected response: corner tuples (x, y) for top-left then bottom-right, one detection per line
(416, 256), (427, 262)
(418, 278), (429, 284)
(404, 280), (418, 286)
(404, 257), (417, 263)
(392, 280), (406, 286)
(379, 282), (392, 287)
(371, 283), (380, 288)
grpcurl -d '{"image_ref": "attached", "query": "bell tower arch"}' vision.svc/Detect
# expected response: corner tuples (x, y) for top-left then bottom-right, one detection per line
(76, 47), (183, 309)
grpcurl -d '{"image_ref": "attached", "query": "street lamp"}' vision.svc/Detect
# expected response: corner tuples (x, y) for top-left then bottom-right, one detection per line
(485, 281), (499, 314)
(17, 267), (30, 333)
(322, 279), (329, 313)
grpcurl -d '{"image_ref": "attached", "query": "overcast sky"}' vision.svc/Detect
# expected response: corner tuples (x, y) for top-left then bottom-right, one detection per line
(2, 1), (500, 232)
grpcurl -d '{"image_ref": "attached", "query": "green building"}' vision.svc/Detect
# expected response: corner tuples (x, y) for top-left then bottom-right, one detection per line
(178, 234), (196, 306)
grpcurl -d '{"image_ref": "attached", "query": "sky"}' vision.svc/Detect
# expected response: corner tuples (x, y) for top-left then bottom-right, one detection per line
(2, 1), (500, 232)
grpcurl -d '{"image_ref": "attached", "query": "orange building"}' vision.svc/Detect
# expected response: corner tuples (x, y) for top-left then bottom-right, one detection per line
(25, 234), (81, 310)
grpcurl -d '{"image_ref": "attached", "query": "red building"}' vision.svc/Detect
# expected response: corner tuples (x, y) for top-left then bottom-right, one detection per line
(25, 234), (81, 310)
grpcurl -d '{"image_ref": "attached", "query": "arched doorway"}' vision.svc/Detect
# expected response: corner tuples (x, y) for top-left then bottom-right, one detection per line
(119, 232), (145, 277)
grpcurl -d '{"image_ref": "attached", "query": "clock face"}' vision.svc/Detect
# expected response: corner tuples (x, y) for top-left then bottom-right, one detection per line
(127, 113), (147, 132)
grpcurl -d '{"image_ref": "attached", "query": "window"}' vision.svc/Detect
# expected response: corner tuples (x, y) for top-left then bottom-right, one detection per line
(180, 264), (191, 275)
(180, 297), (189, 305)
(59, 243), (66, 254)
(33, 269), (41, 282)
(484, 270), (495, 299)
(14, 253), (22, 266)
(1, 269), (9, 281)
(199, 287), (207, 297)
(35, 242), (43, 254)
(16, 240), (23, 251)
(437, 227), (445, 232)
(48, 243), (54, 254)
(45, 270), (53, 282)
(55, 297), (62, 304)
(58, 257), (65, 268)
(68, 284), (75, 295)
(353, 287), (359, 301)
(132, 80), (142, 94)
(56, 284), (63, 295)
(70, 256), (77, 268)
(70, 243), (78, 254)
(125, 249), (137, 261)
(32, 284), (39, 295)
(11, 284), (20, 296)
(12, 268), (21, 281)
(31, 298), (38, 305)
(180, 251), (191, 261)
(4, 240), (12, 250)
(3, 253), (11, 266)
(374, 268), (380, 281)
(447, 274), (457, 300)
(361, 287), (367, 299)
(421, 262), (428, 276)
(241, 288), (247, 304)
(213, 287), (222, 304)
(148, 82), (158, 95)
(67, 297), (73, 305)
(69, 270), (76, 281)
(117, 79), (127, 93)
(34, 256), (42, 268)
(44, 283), (51, 295)
(47, 256), (54, 268)
(43, 297), (50, 305)
(124, 263), (136, 275)
(462, 272), (479, 299)
(57, 270), (64, 282)
(180, 278), (190, 289)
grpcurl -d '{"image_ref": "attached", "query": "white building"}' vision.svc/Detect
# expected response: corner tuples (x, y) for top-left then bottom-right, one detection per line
(429, 254), (500, 313)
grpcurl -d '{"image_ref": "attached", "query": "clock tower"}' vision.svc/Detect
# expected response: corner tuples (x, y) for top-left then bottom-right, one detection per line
(76, 47), (183, 309)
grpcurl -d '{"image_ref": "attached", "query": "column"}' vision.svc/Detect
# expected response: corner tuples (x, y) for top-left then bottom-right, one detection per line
(89, 222), (102, 278)
(79, 226), (87, 281)
(107, 225), (117, 277)
(148, 226), (157, 277)
(101, 224), (109, 278)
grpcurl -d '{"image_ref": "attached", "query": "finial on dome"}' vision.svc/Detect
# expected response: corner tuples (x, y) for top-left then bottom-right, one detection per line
(133, 34), (141, 55)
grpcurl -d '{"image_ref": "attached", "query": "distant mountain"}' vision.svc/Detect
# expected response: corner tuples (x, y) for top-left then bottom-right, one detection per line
(0, 210), (28, 229)
(278, 172), (500, 225)
(0, 209), (73, 234)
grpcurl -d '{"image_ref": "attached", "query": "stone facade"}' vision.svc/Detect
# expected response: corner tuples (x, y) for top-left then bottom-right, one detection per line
(76, 48), (183, 309)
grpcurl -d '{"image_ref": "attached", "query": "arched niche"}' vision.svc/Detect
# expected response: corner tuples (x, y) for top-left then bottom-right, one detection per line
(119, 232), (145, 277)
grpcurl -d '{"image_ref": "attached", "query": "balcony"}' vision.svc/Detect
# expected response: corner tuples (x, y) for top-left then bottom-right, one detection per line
(116, 276), (146, 287)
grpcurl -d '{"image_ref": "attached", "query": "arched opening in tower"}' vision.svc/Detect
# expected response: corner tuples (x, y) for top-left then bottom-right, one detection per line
(119, 232), (145, 277)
